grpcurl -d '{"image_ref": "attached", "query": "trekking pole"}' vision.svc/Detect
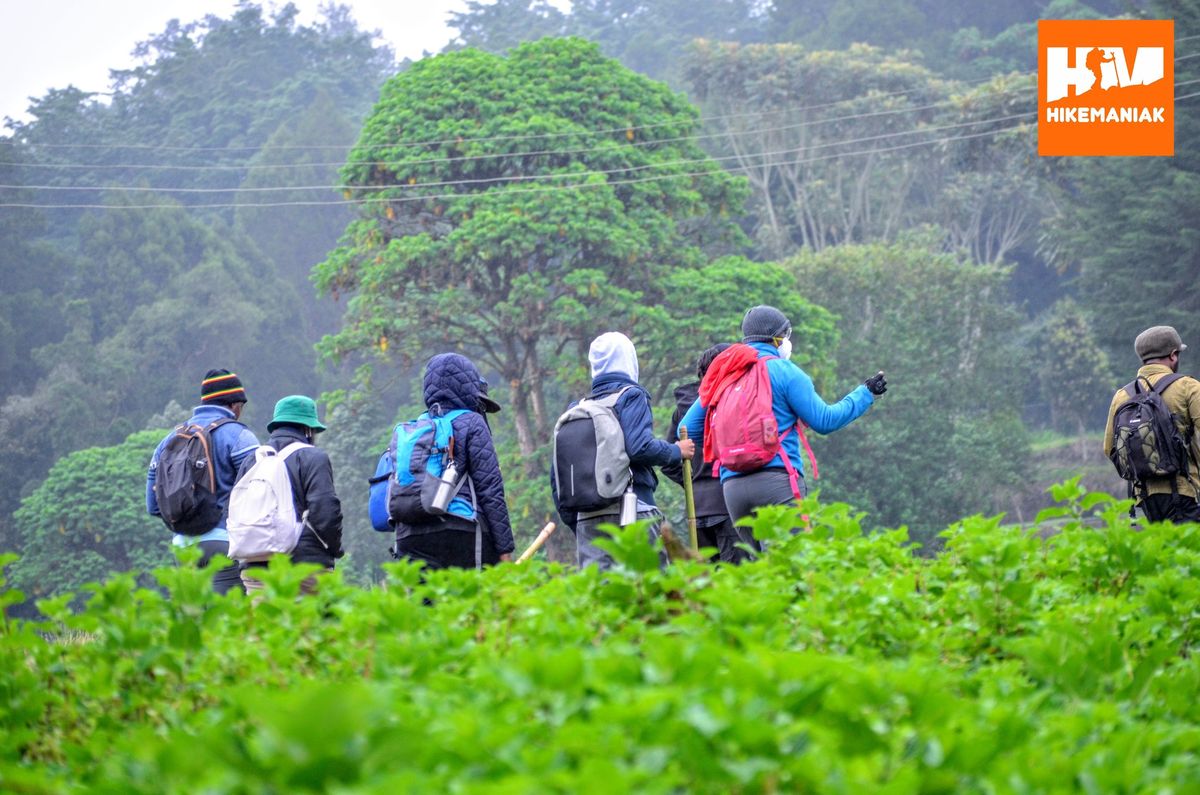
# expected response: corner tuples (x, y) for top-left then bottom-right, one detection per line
(516, 521), (558, 564)
(679, 427), (699, 552)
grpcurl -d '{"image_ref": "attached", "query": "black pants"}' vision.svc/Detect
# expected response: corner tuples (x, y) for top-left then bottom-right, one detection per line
(197, 539), (245, 596)
(696, 516), (758, 565)
(1141, 493), (1200, 524)
(394, 528), (499, 570)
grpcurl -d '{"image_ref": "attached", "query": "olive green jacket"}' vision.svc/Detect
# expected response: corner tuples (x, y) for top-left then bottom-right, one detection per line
(1103, 364), (1200, 499)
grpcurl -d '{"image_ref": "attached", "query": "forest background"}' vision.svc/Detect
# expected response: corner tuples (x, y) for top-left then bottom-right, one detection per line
(1, 0), (1196, 597)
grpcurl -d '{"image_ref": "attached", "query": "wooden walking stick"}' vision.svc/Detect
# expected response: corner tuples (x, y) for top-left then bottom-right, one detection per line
(680, 427), (699, 552)
(515, 521), (557, 564)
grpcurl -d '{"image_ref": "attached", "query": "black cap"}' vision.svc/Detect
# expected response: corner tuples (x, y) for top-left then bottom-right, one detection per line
(478, 380), (501, 413)
(741, 306), (791, 343)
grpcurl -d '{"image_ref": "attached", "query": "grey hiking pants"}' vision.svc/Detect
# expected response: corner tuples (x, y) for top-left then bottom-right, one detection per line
(721, 469), (808, 553)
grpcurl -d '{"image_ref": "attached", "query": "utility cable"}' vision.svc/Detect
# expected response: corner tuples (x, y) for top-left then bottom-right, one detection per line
(0, 84), (1034, 174)
(0, 118), (1036, 210)
(0, 110), (1036, 194)
(5, 73), (1017, 155)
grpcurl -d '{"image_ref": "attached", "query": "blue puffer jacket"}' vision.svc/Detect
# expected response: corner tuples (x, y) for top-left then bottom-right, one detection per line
(396, 353), (515, 555)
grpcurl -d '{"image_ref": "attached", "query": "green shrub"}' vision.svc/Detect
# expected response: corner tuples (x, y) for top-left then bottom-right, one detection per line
(1, 482), (1198, 792)
(7, 429), (172, 602)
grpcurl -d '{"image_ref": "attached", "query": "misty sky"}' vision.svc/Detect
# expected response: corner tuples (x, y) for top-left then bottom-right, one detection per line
(0, 0), (481, 124)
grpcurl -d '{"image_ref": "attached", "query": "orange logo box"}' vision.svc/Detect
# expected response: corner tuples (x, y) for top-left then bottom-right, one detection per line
(1038, 19), (1174, 156)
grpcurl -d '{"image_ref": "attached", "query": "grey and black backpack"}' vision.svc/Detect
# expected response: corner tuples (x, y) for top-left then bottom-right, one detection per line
(153, 418), (236, 535)
(552, 386), (633, 512)
(1109, 373), (1190, 500)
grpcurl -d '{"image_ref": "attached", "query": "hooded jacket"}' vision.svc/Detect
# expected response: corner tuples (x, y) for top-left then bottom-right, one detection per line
(552, 333), (681, 530)
(662, 381), (729, 518)
(394, 353), (515, 555)
(679, 341), (874, 481)
(235, 425), (344, 567)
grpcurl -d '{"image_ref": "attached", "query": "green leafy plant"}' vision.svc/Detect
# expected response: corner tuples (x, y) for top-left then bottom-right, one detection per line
(2, 480), (1198, 792)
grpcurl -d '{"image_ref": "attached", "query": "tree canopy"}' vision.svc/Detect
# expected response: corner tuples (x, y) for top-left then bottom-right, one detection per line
(316, 37), (748, 464)
(9, 429), (173, 601)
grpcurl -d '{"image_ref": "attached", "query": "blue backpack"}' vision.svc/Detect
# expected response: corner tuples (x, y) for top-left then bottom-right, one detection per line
(369, 409), (474, 531)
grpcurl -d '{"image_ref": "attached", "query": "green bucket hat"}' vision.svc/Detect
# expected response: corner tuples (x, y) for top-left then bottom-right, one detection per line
(267, 395), (327, 433)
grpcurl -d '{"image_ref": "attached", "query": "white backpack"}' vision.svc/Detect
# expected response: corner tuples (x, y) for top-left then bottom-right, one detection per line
(227, 442), (310, 563)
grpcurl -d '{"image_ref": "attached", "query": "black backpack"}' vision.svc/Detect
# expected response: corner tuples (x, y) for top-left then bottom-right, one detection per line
(153, 418), (236, 536)
(1109, 373), (1189, 498)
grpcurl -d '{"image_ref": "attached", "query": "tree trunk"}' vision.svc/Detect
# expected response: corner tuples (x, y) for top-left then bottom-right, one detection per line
(508, 376), (536, 463)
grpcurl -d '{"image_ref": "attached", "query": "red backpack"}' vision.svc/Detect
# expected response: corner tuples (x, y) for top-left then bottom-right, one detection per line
(705, 353), (817, 499)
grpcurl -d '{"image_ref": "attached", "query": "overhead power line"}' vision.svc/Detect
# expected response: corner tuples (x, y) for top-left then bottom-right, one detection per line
(9, 39), (1200, 157)
(0, 59), (1189, 177)
(2, 42), (1193, 160)
(5, 72), (1020, 155)
(4, 67), (1196, 210)
(0, 84), (1035, 174)
(0, 110), (1036, 195)
(0, 118), (1037, 210)
(2, 49), (1193, 176)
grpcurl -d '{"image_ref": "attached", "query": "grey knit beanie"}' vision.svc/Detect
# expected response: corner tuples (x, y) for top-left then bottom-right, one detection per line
(741, 305), (791, 343)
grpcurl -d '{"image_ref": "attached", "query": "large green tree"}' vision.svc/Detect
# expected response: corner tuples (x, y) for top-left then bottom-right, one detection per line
(316, 37), (748, 471)
(683, 41), (1049, 264)
(683, 41), (955, 257)
(7, 429), (173, 601)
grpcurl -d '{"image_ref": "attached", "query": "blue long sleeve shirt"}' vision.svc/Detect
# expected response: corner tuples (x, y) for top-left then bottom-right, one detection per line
(679, 342), (874, 481)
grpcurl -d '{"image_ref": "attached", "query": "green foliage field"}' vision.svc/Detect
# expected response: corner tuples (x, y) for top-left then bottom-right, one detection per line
(2, 481), (1198, 792)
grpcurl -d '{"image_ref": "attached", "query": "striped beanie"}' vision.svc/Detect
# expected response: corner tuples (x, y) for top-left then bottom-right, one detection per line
(200, 369), (247, 405)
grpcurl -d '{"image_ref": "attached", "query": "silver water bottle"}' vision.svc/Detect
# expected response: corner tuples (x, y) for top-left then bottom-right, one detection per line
(431, 461), (459, 513)
(619, 487), (638, 526)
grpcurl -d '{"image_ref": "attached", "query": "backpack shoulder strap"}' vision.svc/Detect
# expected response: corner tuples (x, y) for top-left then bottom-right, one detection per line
(590, 384), (636, 408)
(277, 441), (312, 461)
(204, 416), (239, 433)
(1151, 372), (1185, 396)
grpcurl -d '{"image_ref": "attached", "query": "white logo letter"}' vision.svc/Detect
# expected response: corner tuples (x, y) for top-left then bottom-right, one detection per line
(1046, 47), (1097, 102)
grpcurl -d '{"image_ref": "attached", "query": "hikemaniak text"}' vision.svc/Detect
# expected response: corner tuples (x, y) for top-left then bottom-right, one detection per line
(1045, 106), (1167, 122)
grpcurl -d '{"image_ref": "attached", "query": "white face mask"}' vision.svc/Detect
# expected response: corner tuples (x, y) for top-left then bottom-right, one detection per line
(777, 337), (793, 360)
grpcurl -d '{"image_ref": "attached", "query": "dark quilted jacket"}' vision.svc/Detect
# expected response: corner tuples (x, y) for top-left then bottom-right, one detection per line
(662, 381), (729, 518)
(400, 353), (514, 554)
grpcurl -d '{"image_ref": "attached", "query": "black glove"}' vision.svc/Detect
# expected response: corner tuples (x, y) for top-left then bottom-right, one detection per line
(864, 371), (887, 395)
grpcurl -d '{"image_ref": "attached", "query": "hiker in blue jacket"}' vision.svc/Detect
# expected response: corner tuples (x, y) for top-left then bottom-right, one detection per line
(392, 353), (516, 569)
(679, 306), (886, 524)
(552, 332), (695, 569)
(146, 369), (260, 595)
